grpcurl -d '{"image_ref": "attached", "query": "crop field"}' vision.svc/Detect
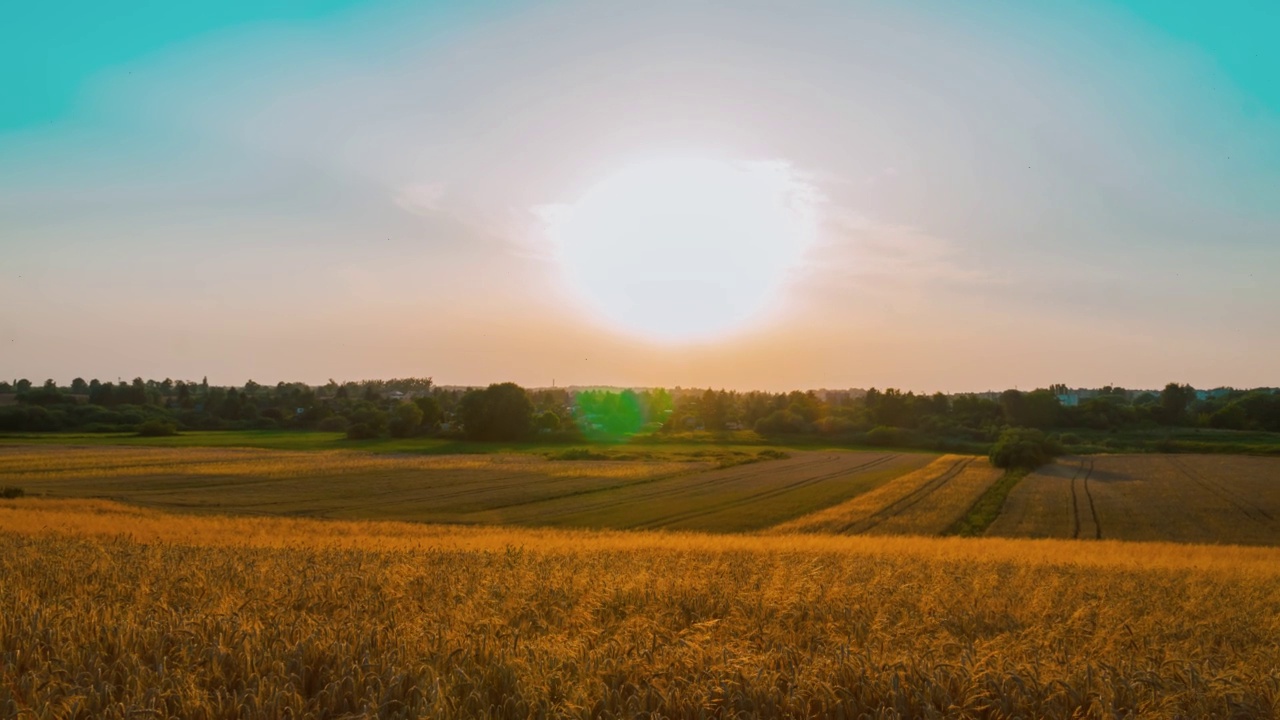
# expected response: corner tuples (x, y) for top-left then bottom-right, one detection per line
(482, 451), (934, 532)
(0, 445), (707, 524)
(0, 445), (933, 531)
(3, 499), (1280, 719)
(774, 455), (1002, 535)
(988, 454), (1280, 545)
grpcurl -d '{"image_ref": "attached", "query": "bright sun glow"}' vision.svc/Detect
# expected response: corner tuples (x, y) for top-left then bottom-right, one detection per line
(545, 157), (821, 342)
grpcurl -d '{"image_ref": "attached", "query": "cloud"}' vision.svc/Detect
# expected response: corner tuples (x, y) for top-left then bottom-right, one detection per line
(808, 208), (989, 288)
(393, 182), (447, 216)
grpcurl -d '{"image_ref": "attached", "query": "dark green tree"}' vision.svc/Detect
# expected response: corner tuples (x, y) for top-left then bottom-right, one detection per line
(459, 383), (534, 441)
(1159, 383), (1195, 425)
(389, 402), (425, 438)
(413, 395), (443, 429)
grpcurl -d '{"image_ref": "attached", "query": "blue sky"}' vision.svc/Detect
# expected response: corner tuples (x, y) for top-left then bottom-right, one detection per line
(2, 0), (1277, 391)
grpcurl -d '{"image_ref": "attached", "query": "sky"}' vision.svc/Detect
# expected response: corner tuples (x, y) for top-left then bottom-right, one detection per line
(2, 0), (1278, 393)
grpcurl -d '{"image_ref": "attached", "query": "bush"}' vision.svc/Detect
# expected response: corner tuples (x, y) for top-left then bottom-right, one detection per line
(989, 428), (1060, 469)
(346, 423), (380, 440)
(1, 487), (24, 499)
(136, 420), (178, 437)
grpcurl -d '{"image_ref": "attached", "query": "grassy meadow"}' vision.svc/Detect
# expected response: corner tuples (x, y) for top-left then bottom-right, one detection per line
(3, 499), (1280, 719)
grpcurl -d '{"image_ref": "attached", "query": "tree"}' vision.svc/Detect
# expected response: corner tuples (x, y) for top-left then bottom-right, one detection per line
(348, 403), (389, 436)
(15, 379), (31, 392)
(459, 383), (534, 441)
(536, 410), (561, 432)
(389, 402), (425, 438)
(414, 396), (442, 429)
(71, 378), (88, 394)
(699, 389), (728, 431)
(1159, 383), (1195, 425)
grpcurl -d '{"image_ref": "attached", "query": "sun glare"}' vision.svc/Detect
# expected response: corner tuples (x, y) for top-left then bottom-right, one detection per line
(546, 157), (820, 343)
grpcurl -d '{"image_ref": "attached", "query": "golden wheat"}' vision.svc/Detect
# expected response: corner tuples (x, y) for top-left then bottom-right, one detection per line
(2, 499), (1279, 719)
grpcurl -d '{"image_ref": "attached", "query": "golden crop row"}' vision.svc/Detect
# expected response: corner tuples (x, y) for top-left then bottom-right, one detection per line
(3, 499), (1280, 718)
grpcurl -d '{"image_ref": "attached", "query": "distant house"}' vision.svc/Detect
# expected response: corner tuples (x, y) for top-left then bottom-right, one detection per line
(1056, 393), (1080, 407)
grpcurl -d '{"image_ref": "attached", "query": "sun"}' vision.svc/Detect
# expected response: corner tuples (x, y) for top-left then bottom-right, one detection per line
(545, 157), (821, 343)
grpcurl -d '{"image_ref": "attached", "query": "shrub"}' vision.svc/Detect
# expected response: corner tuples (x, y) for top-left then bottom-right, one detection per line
(346, 423), (380, 440)
(989, 428), (1060, 469)
(1, 487), (24, 499)
(136, 420), (178, 437)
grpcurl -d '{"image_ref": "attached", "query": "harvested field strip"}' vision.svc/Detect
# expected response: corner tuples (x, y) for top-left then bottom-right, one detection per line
(773, 455), (970, 534)
(628, 454), (902, 530)
(989, 454), (1280, 546)
(489, 453), (851, 520)
(490, 452), (848, 516)
(0, 445), (702, 481)
(1164, 456), (1275, 525)
(487, 452), (932, 532)
(0, 445), (715, 525)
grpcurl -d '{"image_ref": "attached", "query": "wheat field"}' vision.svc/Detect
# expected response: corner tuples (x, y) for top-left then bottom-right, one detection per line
(3, 499), (1279, 719)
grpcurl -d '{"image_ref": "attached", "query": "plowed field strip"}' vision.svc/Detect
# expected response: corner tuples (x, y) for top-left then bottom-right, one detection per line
(841, 457), (972, 534)
(630, 455), (902, 530)
(1165, 457), (1274, 525)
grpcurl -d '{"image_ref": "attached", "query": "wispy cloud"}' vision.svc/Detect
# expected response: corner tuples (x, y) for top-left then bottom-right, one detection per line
(393, 182), (447, 216)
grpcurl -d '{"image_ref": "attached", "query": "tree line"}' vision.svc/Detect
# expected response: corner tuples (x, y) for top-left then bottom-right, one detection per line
(2, 377), (1278, 447)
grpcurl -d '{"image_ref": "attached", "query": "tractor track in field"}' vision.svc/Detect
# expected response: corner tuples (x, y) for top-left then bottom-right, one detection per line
(1069, 461), (1083, 539)
(1082, 460), (1101, 539)
(1069, 459), (1100, 539)
(1164, 456), (1275, 526)
(839, 457), (973, 535)
(630, 454), (903, 530)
